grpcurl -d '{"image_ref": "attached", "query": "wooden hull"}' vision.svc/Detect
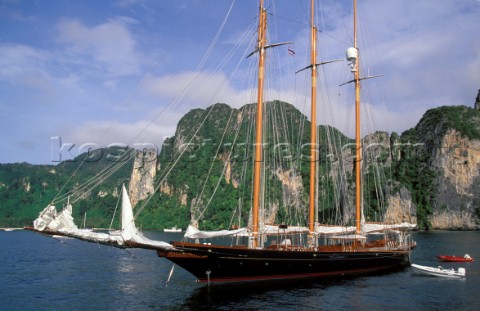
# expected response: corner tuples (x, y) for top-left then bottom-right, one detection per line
(158, 242), (411, 283)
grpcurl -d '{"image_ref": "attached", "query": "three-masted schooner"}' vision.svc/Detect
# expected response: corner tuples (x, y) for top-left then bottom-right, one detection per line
(26, 0), (416, 284)
(156, 0), (415, 283)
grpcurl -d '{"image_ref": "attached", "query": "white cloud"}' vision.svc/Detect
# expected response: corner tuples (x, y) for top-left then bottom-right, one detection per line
(114, 0), (143, 8)
(314, 0), (480, 134)
(0, 43), (50, 81)
(63, 117), (178, 156)
(2, 0), (480, 165)
(143, 71), (248, 108)
(57, 17), (141, 76)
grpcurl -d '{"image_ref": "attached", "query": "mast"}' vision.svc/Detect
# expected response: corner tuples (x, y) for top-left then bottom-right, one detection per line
(308, 0), (317, 238)
(353, 0), (362, 235)
(252, 0), (267, 247)
(297, 0), (342, 240)
(343, 0), (381, 234)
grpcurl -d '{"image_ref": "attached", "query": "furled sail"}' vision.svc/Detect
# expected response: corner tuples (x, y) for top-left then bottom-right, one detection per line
(33, 205), (57, 231)
(30, 184), (173, 250)
(47, 204), (78, 232)
(184, 225), (248, 239)
(362, 222), (417, 233)
(115, 184), (174, 250)
(261, 225), (309, 235)
(314, 225), (356, 235)
(184, 223), (415, 239)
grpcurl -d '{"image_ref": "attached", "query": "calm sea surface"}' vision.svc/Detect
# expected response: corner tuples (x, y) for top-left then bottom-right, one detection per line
(1, 230), (479, 310)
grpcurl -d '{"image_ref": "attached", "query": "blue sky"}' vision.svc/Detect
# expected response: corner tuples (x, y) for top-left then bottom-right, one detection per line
(1, 0), (479, 164)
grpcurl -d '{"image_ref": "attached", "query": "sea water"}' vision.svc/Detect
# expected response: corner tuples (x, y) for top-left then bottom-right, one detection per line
(1, 230), (479, 310)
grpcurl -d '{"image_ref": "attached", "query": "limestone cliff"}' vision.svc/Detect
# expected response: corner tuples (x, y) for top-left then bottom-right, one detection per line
(413, 105), (480, 229)
(128, 149), (157, 207)
(360, 131), (417, 225)
(127, 103), (479, 230)
(430, 129), (480, 229)
(385, 186), (417, 225)
(274, 168), (305, 222)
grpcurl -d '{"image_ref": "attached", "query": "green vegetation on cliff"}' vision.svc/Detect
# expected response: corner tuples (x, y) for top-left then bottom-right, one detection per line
(0, 104), (478, 230)
(0, 148), (133, 227)
(137, 101), (315, 230)
(417, 105), (480, 142)
(392, 105), (480, 229)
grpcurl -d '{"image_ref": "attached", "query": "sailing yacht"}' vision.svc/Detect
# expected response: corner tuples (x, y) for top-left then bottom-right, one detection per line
(156, 0), (415, 283)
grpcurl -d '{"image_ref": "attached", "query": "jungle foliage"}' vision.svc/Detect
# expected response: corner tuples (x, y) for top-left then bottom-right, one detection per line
(0, 104), (478, 230)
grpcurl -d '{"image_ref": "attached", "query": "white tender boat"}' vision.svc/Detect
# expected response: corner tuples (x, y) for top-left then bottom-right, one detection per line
(411, 263), (466, 278)
(164, 226), (182, 233)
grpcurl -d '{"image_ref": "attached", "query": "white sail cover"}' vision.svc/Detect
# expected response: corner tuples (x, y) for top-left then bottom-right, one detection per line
(261, 224), (309, 235)
(115, 184), (173, 249)
(313, 222), (416, 236)
(185, 224), (308, 238)
(184, 225), (248, 239)
(31, 185), (173, 250)
(362, 222), (416, 233)
(183, 221), (416, 239)
(47, 204), (78, 232)
(33, 205), (57, 231)
(119, 183), (137, 241)
(314, 225), (356, 235)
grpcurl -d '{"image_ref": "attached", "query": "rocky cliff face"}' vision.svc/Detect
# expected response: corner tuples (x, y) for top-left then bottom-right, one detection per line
(412, 105), (480, 229)
(125, 103), (480, 230)
(361, 131), (417, 225)
(274, 168), (305, 221)
(385, 186), (417, 225)
(359, 128), (480, 230)
(430, 129), (480, 229)
(128, 149), (157, 207)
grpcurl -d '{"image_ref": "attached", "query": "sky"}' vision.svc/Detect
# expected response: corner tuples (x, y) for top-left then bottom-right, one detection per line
(0, 0), (479, 165)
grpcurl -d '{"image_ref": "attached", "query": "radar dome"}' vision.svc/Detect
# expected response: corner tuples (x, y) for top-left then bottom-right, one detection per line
(346, 47), (358, 61)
